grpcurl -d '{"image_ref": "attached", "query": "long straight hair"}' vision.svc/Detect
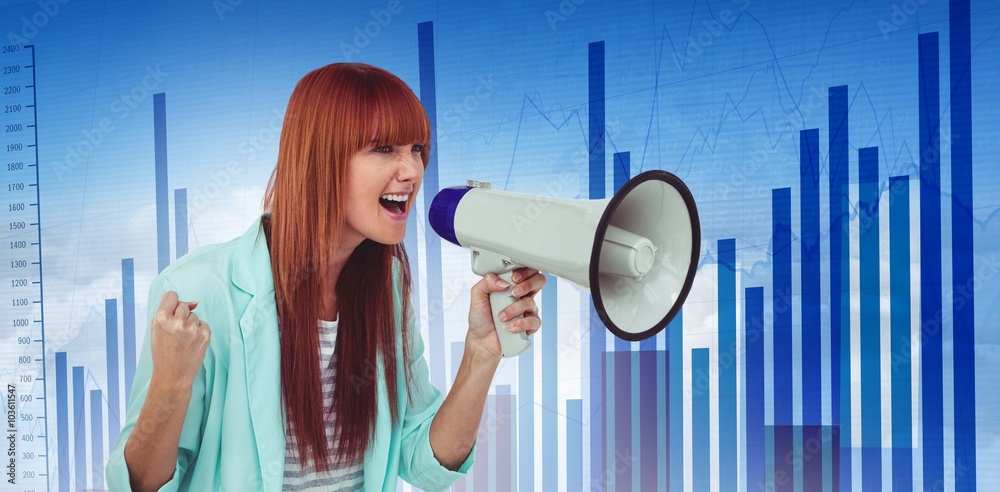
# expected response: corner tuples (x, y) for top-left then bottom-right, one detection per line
(262, 63), (430, 470)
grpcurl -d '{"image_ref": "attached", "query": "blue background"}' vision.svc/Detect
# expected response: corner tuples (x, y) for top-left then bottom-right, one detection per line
(1, 0), (998, 490)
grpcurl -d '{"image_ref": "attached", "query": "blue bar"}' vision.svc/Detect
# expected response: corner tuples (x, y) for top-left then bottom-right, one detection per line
(589, 41), (606, 200)
(774, 425), (793, 492)
(717, 238), (736, 491)
(918, 31), (944, 491)
(91, 389), (104, 489)
(589, 305), (605, 488)
(613, 151), (629, 193)
(153, 92), (170, 273)
(613, 151), (630, 354)
(497, 385), (513, 491)
(56, 352), (69, 492)
(950, 1), (976, 489)
(639, 338), (655, 489)
(402, 210), (421, 332)
(794, 426), (803, 491)
(640, 350), (658, 490)
(601, 352), (611, 487)
(799, 129), (822, 427)
(762, 425), (775, 490)
(824, 427), (832, 492)
(668, 311), (683, 491)
(568, 399), (583, 492)
(661, 350), (670, 487)
(614, 350), (631, 490)
(588, 40), (607, 490)
(765, 426), (774, 491)
(73, 366), (86, 491)
(745, 287), (765, 492)
(105, 298), (120, 450)
(889, 176), (912, 492)
(403, 96), (422, 356)
(403, 31), (423, 345)
(417, 21), (446, 391)
(122, 258), (136, 403)
(828, 84), (852, 490)
(772, 188), (792, 425)
(542, 275), (558, 491)
(474, 395), (491, 491)
(772, 188), (792, 492)
(858, 147), (881, 490)
(518, 339), (533, 491)
(890, 451), (915, 490)
(403, 12), (423, 333)
(692, 348), (710, 492)
(832, 426), (841, 491)
(803, 425), (824, 491)
(632, 347), (642, 488)
(403, 26), (423, 343)
(175, 188), (188, 258)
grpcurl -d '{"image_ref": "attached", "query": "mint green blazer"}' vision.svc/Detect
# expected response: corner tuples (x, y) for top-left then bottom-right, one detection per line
(105, 217), (473, 491)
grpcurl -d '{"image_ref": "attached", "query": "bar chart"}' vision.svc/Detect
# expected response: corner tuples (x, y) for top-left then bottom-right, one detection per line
(420, 0), (984, 486)
(46, 93), (191, 492)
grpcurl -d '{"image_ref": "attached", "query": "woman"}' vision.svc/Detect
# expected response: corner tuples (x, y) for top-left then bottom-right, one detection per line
(105, 63), (545, 491)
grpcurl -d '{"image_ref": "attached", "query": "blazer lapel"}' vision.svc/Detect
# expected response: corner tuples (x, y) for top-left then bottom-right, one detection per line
(231, 219), (285, 491)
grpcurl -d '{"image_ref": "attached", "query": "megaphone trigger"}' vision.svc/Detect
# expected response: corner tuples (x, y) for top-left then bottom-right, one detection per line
(471, 248), (533, 358)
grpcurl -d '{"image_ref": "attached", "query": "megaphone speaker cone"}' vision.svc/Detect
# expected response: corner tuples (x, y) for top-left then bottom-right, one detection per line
(590, 170), (700, 341)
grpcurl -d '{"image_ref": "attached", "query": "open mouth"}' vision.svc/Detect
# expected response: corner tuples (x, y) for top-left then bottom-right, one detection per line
(379, 195), (407, 215)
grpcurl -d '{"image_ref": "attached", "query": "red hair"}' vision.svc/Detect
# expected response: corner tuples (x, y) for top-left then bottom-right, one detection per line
(262, 63), (430, 470)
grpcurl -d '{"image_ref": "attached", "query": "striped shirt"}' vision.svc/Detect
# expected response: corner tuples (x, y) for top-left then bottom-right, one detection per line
(282, 319), (364, 491)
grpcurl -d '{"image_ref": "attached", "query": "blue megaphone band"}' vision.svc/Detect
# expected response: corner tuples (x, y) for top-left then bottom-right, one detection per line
(428, 186), (473, 247)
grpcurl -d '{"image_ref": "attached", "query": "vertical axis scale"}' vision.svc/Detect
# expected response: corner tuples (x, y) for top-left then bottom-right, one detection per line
(1, 41), (49, 491)
(28, 43), (51, 492)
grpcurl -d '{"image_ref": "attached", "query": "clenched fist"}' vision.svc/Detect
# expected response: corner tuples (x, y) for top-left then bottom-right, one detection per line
(148, 291), (211, 392)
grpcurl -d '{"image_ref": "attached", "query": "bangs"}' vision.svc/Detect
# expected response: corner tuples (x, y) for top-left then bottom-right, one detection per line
(361, 75), (431, 152)
(266, 62), (432, 217)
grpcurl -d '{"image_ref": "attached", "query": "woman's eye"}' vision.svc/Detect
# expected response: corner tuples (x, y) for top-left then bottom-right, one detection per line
(411, 144), (424, 153)
(373, 146), (392, 153)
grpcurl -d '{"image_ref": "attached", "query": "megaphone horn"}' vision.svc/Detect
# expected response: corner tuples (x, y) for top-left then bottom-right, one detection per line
(429, 170), (700, 358)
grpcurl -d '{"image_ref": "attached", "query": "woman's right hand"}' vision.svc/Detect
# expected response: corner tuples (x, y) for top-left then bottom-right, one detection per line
(124, 290), (210, 492)
(149, 290), (211, 391)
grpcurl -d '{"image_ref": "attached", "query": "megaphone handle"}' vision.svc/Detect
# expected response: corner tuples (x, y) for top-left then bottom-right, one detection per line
(490, 271), (532, 358)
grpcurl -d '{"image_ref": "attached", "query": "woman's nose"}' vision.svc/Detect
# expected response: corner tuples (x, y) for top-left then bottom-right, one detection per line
(396, 152), (422, 182)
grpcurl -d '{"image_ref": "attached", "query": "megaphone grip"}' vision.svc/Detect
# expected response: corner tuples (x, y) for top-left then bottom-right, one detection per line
(490, 271), (532, 358)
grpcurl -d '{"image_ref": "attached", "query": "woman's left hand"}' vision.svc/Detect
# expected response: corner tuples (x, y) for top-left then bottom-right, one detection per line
(466, 267), (547, 358)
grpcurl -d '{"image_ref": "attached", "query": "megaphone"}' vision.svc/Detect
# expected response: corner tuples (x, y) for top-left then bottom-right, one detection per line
(429, 170), (700, 358)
